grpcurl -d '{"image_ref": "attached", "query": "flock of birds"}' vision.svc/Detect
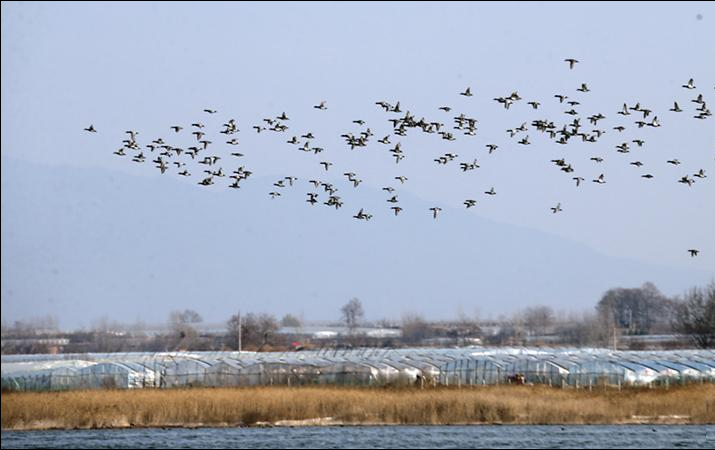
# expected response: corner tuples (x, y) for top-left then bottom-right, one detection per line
(85, 58), (710, 258)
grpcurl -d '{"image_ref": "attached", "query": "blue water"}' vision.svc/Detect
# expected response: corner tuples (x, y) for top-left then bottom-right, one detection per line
(2, 425), (713, 448)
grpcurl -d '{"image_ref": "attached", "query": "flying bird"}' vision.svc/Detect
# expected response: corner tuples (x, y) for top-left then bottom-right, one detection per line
(353, 208), (371, 221)
(91, 57), (710, 240)
(678, 175), (694, 186)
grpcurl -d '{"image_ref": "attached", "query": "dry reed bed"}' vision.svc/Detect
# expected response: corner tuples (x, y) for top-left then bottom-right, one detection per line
(2, 384), (713, 430)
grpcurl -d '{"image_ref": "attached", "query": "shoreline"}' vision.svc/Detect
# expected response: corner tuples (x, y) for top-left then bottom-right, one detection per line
(3, 417), (699, 432)
(3, 385), (713, 431)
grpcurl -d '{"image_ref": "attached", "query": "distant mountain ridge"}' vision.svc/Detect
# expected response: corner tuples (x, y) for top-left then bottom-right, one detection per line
(1, 157), (710, 328)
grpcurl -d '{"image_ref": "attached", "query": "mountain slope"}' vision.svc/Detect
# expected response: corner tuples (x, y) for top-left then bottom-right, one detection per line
(1, 157), (710, 327)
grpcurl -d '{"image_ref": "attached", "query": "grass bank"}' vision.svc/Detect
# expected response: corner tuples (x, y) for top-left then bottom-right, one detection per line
(2, 384), (713, 430)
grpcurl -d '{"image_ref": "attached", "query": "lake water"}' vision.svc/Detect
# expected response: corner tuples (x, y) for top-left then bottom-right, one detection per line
(2, 425), (713, 449)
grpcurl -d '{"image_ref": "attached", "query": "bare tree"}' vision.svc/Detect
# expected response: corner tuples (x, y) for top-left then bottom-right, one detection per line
(341, 298), (364, 335)
(554, 312), (605, 347)
(672, 282), (715, 348)
(169, 309), (203, 349)
(226, 312), (242, 351)
(280, 314), (302, 328)
(3, 315), (59, 338)
(596, 282), (671, 336)
(401, 313), (434, 344)
(227, 312), (278, 350)
(522, 306), (554, 337)
(256, 313), (279, 348)
(90, 316), (126, 353)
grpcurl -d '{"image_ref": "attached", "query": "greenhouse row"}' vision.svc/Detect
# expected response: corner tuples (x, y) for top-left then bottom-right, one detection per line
(2, 348), (713, 391)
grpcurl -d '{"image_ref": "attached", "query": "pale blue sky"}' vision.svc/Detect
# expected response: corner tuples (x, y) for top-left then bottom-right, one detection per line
(2, 2), (714, 327)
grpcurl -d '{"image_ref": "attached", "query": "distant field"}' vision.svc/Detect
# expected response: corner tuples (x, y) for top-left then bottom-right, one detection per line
(2, 384), (713, 430)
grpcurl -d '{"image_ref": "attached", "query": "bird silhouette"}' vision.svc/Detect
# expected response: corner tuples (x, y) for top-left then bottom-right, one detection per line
(678, 175), (694, 187)
(564, 58), (579, 69)
(353, 208), (371, 221)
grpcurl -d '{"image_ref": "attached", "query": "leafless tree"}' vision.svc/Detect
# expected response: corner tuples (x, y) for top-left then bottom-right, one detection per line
(554, 312), (605, 347)
(672, 281), (715, 348)
(280, 314), (302, 328)
(596, 282), (672, 336)
(341, 298), (364, 335)
(89, 316), (126, 352)
(2, 315), (59, 337)
(227, 312), (279, 350)
(226, 312), (242, 350)
(169, 309), (203, 349)
(255, 313), (279, 348)
(522, 306), (554, 337)
(401, 313), (434, 344)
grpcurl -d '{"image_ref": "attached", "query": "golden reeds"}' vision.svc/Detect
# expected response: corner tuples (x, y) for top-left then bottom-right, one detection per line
(2, 384), (713, 430)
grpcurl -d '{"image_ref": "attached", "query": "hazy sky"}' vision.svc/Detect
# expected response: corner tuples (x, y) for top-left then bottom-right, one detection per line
(2, 2), (714, 327)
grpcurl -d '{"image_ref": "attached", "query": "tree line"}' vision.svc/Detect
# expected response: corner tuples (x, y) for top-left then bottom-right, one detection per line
(1, 282), (712, 354)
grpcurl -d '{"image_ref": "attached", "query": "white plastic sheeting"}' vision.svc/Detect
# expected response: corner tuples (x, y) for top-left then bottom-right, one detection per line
(2, 348), (713, 391)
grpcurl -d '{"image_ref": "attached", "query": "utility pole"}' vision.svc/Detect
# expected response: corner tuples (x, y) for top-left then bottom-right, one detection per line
(611, 310), (618, 352)
(613, 325), (617, 351)
(238, 312), (242, 353)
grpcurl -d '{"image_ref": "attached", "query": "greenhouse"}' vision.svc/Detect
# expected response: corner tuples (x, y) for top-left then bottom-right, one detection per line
(437, 349), (715, 388)
(2, 348), (713, 391)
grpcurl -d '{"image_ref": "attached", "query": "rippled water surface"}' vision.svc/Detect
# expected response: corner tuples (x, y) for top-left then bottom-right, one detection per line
(2, 425), (714, 449)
